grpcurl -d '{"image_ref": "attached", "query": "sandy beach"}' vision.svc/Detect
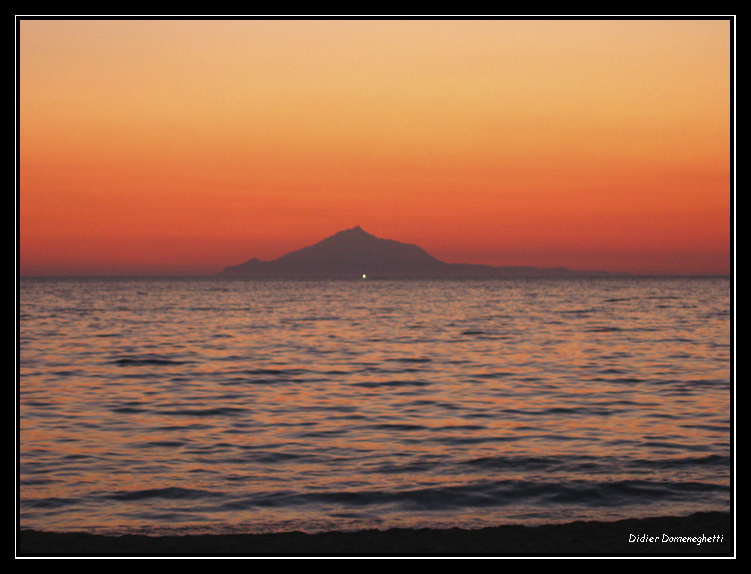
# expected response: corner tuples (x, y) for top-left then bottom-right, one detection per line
(17, 511), (732, 557)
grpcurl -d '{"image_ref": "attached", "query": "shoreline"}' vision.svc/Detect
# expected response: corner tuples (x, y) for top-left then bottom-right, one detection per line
(17, 511), (732, 556)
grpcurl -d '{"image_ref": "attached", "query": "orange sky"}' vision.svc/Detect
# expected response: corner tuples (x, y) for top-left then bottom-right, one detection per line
(19, 19), (732, 275)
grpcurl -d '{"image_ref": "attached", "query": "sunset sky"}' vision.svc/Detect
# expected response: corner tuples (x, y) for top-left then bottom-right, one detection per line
(19, 19), (732, 276)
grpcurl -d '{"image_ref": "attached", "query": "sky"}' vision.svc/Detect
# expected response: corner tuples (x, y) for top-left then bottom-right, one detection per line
(19, 19), (732, 276)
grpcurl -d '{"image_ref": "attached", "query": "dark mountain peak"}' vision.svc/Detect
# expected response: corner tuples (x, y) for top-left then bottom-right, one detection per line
(219, 227), (596, 278)
(277, 226), (442, 269)
(221, 227), (443, 278)
(327, 225), (374, 242)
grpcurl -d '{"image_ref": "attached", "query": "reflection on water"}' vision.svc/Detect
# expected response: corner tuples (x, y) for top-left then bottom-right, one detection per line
(19, 277), (730, 535)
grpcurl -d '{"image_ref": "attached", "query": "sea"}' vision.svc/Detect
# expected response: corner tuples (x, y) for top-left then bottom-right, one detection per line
(18, 276), (732, 536)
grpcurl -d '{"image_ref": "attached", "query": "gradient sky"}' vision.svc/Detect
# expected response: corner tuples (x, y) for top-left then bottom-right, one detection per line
(19, 19), (732, 276)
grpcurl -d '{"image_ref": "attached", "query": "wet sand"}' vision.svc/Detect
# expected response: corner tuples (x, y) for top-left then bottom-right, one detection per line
(18, 511), (732, 556)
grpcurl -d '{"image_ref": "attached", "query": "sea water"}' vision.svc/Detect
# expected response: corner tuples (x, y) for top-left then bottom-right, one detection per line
(18, 277), (731, 535)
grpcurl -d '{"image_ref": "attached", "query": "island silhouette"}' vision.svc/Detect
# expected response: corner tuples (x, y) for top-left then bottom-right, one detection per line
(220, 226), (600, 279)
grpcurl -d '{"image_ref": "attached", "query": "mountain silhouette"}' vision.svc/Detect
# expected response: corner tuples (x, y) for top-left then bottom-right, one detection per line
(219, 226), (589, 278)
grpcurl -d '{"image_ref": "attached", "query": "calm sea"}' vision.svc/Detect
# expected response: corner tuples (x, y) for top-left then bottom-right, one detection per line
(19, 277), (731, 535)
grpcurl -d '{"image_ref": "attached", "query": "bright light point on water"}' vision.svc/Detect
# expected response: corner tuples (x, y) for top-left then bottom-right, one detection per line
(362, 274), (367, 279)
